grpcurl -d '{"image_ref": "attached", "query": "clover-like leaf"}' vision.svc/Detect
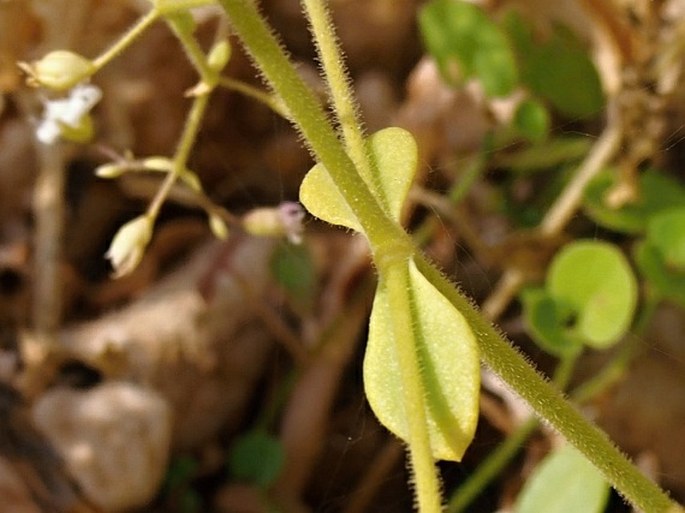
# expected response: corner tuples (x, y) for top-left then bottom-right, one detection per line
(634, 241), (685, 307)
(634, 208), (685, 307)
(364, 260), (480, 461)
(420, 0), (518, 97)
(521, 288), (582, 357)
(299, 127), (418, 230)
(547, 241), (637, 349)
(584, 169), (685, 234)
(513, 98), (549, 143)
(504, 12), (604, 118)
(514, 444), (610, 513)
(645, 207), (685, 268)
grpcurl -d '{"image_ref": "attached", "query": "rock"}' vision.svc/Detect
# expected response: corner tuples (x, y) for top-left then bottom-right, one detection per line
(0, 456), (41, 513)
(32, 382), (172, 512)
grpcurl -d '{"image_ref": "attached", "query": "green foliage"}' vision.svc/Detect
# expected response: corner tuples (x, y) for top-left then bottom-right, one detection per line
(419, 0), (604, 121)
(271, 243), (317, 315)
(523, 241), (638, 354)
(584, 169), (685, 234)
(364, 260), (480, 461)
(162, 456), (202, 513)
(228, 430), (285, 488)
(513, 98), (550, 143)
(634, 207), (685, 306)
(498, 136), (591, 174)
(514, 444), (610, 513)
(504, 12), (604, 118)
(419, 0), (518, 97)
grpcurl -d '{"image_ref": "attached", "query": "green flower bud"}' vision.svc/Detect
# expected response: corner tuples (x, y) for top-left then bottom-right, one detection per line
(208, 213), (229, 240)
(207, 40), (231, 74)
(95, 163), (127, 179)
(105, 215), (154, 278)
(19, 51), (96, 91)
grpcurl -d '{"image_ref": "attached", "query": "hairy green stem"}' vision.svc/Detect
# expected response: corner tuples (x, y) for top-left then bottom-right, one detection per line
(384, 264), (442, 513)
(300, 0), (375, 190)
(448, 351), (579, 512)
(217, 0), (409, 258)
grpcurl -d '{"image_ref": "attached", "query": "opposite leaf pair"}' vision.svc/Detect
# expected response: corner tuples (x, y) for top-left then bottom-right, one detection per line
(301, 127), (480, 461)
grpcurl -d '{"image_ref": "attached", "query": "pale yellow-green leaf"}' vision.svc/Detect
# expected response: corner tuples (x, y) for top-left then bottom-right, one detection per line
(298, 127), (418, 230)
(364, 260), (480, 461)
(299, 162), (361, 231)
(367, 127), (417, 222)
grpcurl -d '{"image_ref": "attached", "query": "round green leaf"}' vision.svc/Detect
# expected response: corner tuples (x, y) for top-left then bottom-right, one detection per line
(547, 241), (637, 349)
(634, 241), (685, 308)
(364, 260), (480, 461)
(505, 12), (603, 118)
(228, 431), (285, 488)
(513, 98), (550, 143)
(646, 207), (685, 268)
(514, 445), (610, 513)
(419, 0), (518, 97)
(584, 169), (685, 234)
(521, 288), (582, 357)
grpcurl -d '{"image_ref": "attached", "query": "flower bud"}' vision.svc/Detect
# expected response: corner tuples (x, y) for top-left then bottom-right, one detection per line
(19, 51), (96, 91)
(208, 213), (229, 240)
(207, 40), (231, 74)
(95, 163), (127, 179)
(105, 215), (154, 278)
(242, 202), (304, 244)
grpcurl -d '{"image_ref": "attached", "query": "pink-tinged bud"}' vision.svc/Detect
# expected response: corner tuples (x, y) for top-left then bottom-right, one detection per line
(242, 202), (304, 244)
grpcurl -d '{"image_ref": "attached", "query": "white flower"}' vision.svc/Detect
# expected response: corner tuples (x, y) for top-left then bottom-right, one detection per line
(36, 83), (102, 145)
(105, 215), (153, 278)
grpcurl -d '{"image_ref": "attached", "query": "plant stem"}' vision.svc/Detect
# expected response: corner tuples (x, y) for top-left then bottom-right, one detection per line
(218, 76), (289, 117)
(300, 0), (375, 189)
(448, 417), (538, 513)
(384, 264), (443, 513)
(447, 351), (579, 512)
(539, 117), (622, 236)
(165, 16), (215, 82)
(92, 9), (159, 70)
(148, 88), (210, 219)
(217, 0), (409, 259)
(414, 254), (680, 513)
